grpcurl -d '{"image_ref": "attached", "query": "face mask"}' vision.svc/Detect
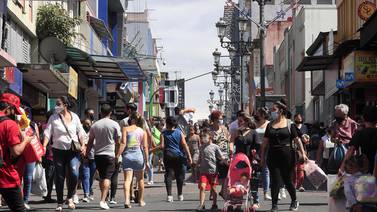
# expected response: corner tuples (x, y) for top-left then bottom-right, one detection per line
(295, 120), (302, 124)
(55, 106), (64, 114)
(254, 116), (261, 122)
(89, 114), (94, 121)
(271, 111), (278, 120)
(335, 116), (345, 123)
(201, 138), (210, 144)
(219, 120), (224, 125)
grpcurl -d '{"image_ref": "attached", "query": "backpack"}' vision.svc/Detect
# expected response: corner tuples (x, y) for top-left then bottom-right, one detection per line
(0, 116), (11, 168)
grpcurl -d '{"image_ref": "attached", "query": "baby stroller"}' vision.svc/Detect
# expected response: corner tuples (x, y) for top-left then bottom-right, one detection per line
(222, 153), (255, 212)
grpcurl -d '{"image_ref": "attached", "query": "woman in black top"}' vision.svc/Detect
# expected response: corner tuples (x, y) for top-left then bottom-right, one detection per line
(234, 115), (260, 208)
(260, 100), (307, 212)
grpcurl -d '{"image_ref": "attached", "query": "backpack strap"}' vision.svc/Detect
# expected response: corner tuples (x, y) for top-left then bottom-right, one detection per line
(0, 116), (10, 123)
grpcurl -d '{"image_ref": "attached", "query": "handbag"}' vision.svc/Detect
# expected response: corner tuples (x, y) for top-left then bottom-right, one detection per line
(287, 119), (305, 163)
(58, 114), (81, 153)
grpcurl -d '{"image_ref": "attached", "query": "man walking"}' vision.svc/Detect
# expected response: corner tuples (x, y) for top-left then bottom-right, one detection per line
(86, 104), (121, 210)
(0, 93), (33, 212)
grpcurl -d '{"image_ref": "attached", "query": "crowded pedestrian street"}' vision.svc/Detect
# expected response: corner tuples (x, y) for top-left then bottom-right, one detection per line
(1, 0), (377, 212)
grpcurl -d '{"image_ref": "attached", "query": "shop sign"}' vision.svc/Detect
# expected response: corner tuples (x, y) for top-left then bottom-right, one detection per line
(358, 1), (376, 21)
(355, 51), (377, 82)
(68, 67), (78, 99)
(4, 67), (22, 96)
(345, 73), (355, 82)
(336, 80), (345, 89)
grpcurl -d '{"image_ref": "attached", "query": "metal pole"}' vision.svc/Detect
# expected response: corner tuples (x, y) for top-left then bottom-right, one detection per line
(240, 38), (244, 111)
(259, 0), (266, 107)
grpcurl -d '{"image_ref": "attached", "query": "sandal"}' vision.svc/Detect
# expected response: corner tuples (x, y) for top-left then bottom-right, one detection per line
(124, 204), (132, 209)
(139, 201), (146, 207)
(67, 199), (75, 209)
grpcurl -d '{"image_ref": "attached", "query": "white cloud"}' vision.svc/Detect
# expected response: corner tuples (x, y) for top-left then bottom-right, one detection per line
(145, 0), (231, 120)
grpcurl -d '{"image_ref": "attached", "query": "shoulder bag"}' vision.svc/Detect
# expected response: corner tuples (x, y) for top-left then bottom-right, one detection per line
(287, 119), (305, 163)
(59, 114), (81, 153)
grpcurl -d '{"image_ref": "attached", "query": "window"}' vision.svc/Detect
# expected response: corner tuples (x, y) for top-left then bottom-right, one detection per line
(317, 0), (332, 4)
(300, 0), (312, 4)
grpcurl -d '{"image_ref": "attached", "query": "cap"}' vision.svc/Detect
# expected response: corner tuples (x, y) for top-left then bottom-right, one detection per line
(126, 102), (137, 112)
(0, 93), (22, 114)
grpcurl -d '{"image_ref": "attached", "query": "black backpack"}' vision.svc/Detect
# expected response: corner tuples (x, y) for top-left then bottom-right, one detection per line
(0, 116), (10, 168)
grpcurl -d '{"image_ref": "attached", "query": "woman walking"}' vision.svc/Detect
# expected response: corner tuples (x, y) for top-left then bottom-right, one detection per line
(260, 99), (308, 212)
(254, 107), (272, 200)
(116, 112), (148, 208)
(43, 96), (86, 211)
(160, 116), (192, 202)
(209, 111), (230, 198)
(187, 125), (201, 182)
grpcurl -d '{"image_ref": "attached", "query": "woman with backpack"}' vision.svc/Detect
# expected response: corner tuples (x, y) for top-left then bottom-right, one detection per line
(260, 99), (308, 212)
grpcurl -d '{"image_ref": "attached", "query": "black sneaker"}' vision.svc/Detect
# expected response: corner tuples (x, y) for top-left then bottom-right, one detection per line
(211, 204), (218, 210)
(289, 200), (299, 211)
(271, 204), (278, 212)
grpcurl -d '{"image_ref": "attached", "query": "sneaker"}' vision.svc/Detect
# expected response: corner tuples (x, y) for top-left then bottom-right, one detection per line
(82, 197), (90, 203)
(278, 192), (282, 200)
(100, 201), (110, 210)
(211, 204), (218, 210)
(196, 205), (205, 211)
(55, 204), (63, 211)
(147, 181), (154, 185)
(178, 195), (184, 201)
(24, 203), (30, 210)
(124, 204), (132, 209)
(298, 186), (306, 192)
(109, 199), (117, 204)
(279, 188), (287, 199)
(264, 192), (272, 200)
(167, 195), (173, 202)
(73, 195), (79, 204)
(289, 200), (299, 211)
(270, 204), (279, 212)
(89, 195), (94, 201)
(139, 201), (146, 207)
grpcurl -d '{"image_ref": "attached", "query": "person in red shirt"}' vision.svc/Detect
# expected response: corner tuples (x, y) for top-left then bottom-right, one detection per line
(0, 93), (32, 212)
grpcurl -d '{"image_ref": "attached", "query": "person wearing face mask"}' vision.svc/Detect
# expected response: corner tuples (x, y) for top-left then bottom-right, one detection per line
(42, 96), (86, 211)
(260, 99), (308, 212)
(330, 104), (358, 148)
(209, 110), (230, 199)
(254, 107), (272, 200)
(0, 93), (33, 212)
(196, 128), (226, 211)
(84, 108), (95, 124)
(80, 118), (96, 203)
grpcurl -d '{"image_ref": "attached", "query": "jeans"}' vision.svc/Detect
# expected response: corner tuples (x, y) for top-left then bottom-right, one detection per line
(52, 148), (81, 204)
(81, 159), (96, 197)
(44, 160), (55, 198)
(147, 153), (154, 182)
(262, 165), (270, 192)
(23, 162), (36, 203)
(0, 187), (25, 212)
(164, 154), (185, 196)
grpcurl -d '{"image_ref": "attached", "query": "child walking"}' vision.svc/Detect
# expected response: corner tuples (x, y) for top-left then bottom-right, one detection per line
(196, 129), (226, 211)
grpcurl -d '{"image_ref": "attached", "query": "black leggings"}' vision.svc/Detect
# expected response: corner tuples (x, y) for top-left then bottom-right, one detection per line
(163, 154), (186, 196)
(267, 147), (297, 205)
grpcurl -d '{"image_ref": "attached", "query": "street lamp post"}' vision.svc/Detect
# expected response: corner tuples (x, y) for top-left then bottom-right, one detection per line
(215, 16), (251, 112)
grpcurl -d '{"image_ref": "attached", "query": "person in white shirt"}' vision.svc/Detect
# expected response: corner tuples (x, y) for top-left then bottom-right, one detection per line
(43, 96), (86, 211)
(316, 128), (335, 174)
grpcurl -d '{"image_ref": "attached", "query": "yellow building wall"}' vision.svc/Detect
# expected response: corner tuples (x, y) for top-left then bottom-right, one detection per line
(337, 0), (377, 42)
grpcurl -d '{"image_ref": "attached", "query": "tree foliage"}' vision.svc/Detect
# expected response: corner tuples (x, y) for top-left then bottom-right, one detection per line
(36, 4), (81, 46)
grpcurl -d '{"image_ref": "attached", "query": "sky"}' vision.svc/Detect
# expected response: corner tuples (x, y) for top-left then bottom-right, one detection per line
(128, 0), (231, 120)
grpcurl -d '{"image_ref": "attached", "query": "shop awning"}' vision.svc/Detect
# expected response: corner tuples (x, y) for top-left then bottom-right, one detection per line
(296, 55), (336, 72)
(66, 47), (144, 81)
(333, 39), (360, 57)
(88, 15), (113, 41)
(360, 12), (377, 48)
(137, 58), (159, 75)
(18, 63), (69, 96)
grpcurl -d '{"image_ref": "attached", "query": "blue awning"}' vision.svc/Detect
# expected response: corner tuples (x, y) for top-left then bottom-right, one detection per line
(118, 59), (145, 81)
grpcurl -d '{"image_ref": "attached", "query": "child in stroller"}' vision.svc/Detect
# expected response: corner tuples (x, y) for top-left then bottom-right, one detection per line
(223, 153), (255, 212)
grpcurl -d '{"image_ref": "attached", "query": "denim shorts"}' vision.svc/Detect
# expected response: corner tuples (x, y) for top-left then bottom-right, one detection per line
(122, 148), (144, 171)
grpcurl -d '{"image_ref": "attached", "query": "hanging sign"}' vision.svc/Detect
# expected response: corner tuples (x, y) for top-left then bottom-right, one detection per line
(358, 1), (376, 21)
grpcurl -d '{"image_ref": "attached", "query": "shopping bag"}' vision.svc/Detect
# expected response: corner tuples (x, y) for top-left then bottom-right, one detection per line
(24, 126), (44, 163)
(328, 174), (347, 212)
(31, 163), (47, 197)
(355, 175), (377, 203)
(304, 160), (327, 189)
(327, 143), (347, 174)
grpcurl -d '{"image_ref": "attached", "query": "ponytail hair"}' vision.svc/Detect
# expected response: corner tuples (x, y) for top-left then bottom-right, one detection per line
(128, 112), (143, 128)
